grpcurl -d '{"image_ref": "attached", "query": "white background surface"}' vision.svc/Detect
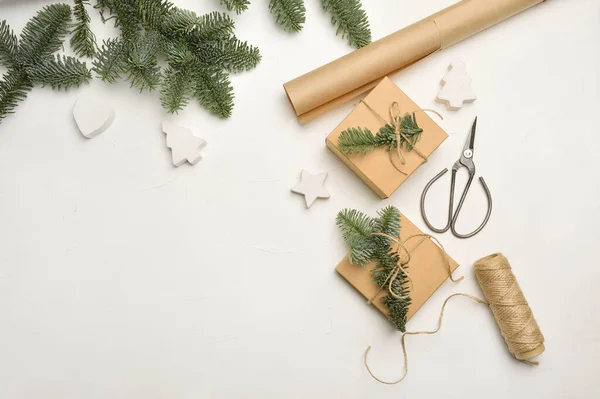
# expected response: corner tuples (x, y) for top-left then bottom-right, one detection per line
(0, 0), (599, 397)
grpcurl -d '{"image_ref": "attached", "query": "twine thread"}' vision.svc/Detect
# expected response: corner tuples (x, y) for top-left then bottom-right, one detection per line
(366, 233), (463, 305)
(364, 253), (545, 384)
(360, 100), (443, 175)
(474, 253), (545, 363)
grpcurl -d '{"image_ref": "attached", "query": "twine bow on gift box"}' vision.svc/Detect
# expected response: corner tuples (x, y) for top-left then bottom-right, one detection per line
(366, 232), (463, 305)
(336, 206), (462, 332)
(338, 101), (443, 175)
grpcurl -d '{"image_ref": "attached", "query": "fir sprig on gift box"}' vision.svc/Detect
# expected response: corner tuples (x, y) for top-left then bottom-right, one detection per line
(336, 206), (411, 331)
(219, 0), (370, 48)
(337, 112), (423, 155)
(93, 0), (261, 117)
(0, 4), (92, 123)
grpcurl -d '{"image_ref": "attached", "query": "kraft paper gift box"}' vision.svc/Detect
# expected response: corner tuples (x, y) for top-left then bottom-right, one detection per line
(326, 77), (449, 199)
(336, 211), (459, 323)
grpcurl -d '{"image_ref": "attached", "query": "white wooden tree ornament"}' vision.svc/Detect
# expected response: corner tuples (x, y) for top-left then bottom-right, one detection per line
(162, 120), (207, 167)
(436, 60), (477, 110)
(291, 170), (330, 208)
(73, 96), (115, 138)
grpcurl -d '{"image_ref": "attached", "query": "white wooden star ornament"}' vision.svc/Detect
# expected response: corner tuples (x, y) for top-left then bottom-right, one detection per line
(291, 170), (330, 208)
(162, 120), (207, 167)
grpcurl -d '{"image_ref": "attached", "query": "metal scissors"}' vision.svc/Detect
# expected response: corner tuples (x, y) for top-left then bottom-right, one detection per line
(420, 118), (492, 239)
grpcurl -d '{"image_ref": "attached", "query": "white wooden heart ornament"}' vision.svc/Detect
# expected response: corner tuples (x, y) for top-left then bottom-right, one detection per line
(73, 96), (116, 138)
(162, 120), (207, 167)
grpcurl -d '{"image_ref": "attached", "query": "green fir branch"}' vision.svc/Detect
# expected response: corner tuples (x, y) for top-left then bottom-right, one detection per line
(93, 1), (260, 116)
(220, 0), (250, 14)
(1, 4), (92, 124)
(337, 126), (378, 155)
(93, 38), (128, 83)
(125, 33), (162, 91)
(336, 208), (375, 266)
(337, 206), (410, 331)
(194, 70), (234, 118)
(19, 4), (72, 64)
(338, 113), (424, 156)
(0, 69), (33, 121)
(71, 0), (97, 58)
(374, 205), (401, 240)
(26, 54), (92, 90)
(321, 0), (371, 48)
(165, 10), (235, 42)
(0, 21), (19, 68)
(137, 0), (174, 31)
(160, 67), (192, 113)
(94, 0), (141, 40)
(196, 39), (261, 73)
(269, 0), (306, 32)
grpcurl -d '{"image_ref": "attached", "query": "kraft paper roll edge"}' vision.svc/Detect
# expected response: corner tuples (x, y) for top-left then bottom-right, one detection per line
(283, 0), (544, 124)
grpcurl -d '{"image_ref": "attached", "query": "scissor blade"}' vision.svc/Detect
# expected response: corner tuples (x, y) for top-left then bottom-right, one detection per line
(464, 117), (477, 153)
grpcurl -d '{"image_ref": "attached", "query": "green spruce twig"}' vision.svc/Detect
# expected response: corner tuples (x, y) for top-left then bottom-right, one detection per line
(71, 0), (97, 58)
(93, 1), (261, 117)
(0, 4), (92, 123)
(217, 0), (369, 47)
(269, 0), (306, 33)
(336, 206), (411, 331)
(321, 0), (371, 48)
(338, 112), (424, 156)
(220, 0), (250, 14)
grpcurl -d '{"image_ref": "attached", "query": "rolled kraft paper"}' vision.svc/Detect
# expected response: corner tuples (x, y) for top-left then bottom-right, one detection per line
(474, 253), (545, 361)
(284, 0), (545, 124)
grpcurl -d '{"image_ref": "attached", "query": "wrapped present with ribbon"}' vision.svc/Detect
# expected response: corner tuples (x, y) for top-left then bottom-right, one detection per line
(335, 205), (461, 332)
(326, 77), (448, 199)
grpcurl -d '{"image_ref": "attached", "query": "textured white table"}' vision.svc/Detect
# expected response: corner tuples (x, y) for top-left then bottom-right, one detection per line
(1, 1), (598, 398)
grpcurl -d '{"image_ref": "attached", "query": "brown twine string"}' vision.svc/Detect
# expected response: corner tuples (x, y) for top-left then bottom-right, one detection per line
(366, 233), (464, 305)
(360, 100), (443, 175)
(364, 253), (545, 385)
(474, 253), (545, 364)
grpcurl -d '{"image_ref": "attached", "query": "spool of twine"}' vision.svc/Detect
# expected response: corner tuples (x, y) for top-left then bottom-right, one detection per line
(364, 252), (545, 384)
(474, 253), (545, 362)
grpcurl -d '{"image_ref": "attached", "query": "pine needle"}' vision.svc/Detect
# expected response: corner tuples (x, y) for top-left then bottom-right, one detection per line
(338, 114), (424, 156)
(71, 0), (97, 58)
(269, 0), (306, 33)
(194, 70), (234, 118)
(19, 4), (72, 64)
(126, 32), (162, 91)
(160, 67), (192, 113)
(220, 0), (250, 14)
(0, 20), (19, 68)
(321, 0), (371, 48)
(0, 69), (33, 121)
(26, 54), (92, 90)
(93, 38), (128, 83)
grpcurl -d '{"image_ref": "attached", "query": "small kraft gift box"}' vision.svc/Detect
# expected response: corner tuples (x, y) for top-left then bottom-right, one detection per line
(336, 209), (460, 329)
(326, 77), (449, 199)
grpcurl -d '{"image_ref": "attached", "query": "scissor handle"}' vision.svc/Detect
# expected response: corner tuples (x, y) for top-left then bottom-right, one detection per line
(421, 169), (492, 239)
(450, 177), (493, 239)
(420, 168), (462, 234)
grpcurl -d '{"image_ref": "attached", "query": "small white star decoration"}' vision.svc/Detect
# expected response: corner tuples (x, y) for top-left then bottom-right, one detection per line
(162, 120), (207, 167)
(291, 170), (330, 208)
